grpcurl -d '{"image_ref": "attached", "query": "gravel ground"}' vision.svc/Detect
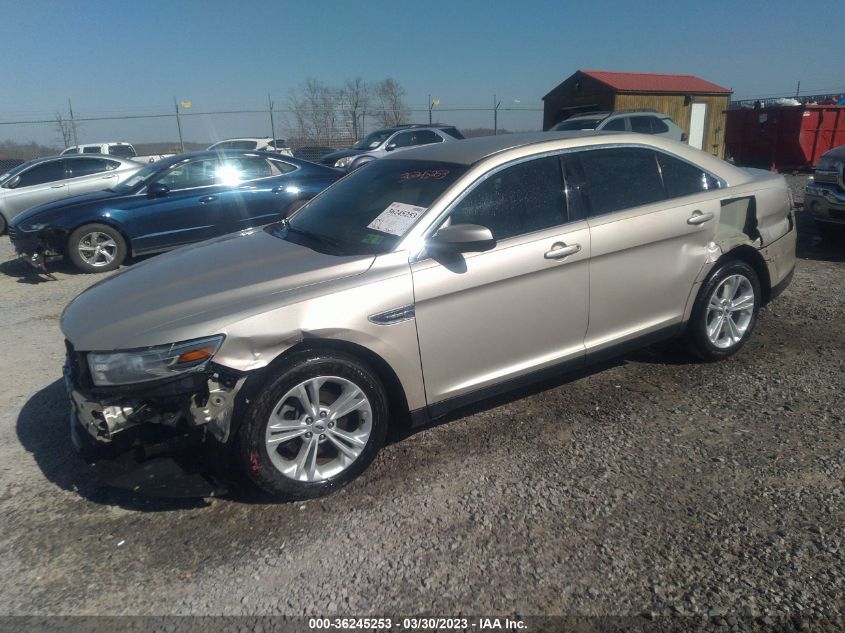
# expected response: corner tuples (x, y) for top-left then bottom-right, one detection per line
(0, 173), (843, 627)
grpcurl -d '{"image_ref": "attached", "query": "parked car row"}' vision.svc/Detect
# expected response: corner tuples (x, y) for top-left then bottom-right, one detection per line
(8, 150), (341, 272)
(56, 131), (797, 500)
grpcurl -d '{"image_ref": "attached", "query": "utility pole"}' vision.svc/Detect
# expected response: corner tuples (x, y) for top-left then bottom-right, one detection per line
(795, 81), (801, 98)
(429, 94), (432, 125)
(493, 94), (501, 135)
(268, 93), (277, 143)
(68, 98), (78, 146)
(174, 97), (185, 153)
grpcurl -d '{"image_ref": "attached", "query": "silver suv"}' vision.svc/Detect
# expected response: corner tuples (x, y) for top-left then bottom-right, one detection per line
(319, 124), (464, 171)
(552, 110), (684, 142)
(62, 132), (796, 500)
(0, 155), (141, 234)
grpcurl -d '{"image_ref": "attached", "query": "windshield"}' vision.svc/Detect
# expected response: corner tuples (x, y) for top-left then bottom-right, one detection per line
(269, 159), (468, 255)
(553, 118), (602, 131)
(109, 162), (165, 193)
(0, 159), (37, 186)
(352, 130), (394, 150)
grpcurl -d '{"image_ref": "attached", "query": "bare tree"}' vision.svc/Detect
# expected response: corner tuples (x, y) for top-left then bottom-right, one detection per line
(55, 113), (74, 148)
(339, 77), (369, 141)
(287, 78), (345, 146)
(374, 78), (409, 127)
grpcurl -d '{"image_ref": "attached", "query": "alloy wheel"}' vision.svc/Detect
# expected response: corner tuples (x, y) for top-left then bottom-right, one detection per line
(77, 231), (118, 267)
(705, 273), (755, 349)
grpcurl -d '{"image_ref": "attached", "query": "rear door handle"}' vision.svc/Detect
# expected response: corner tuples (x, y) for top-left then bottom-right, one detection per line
(101, 173), (117, 179)
(199, 195), (217, 203)
(687, 211), (714, 225)
(544, 242), (581, 260)
(51, 184), (65, 189)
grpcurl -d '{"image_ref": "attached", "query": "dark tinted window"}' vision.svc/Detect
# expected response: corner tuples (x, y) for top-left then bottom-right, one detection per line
(269, 159), (297, 174)
(652, 117), (670, 133)
(219, 156), (273, 181)
(282, 159), (468, 255)
(67, 157), (117, 177)
(603, 117), (626, 131)
(441, 127), (464, 139)
(448, 156), (567, 241)
(272, 139), (288, 148)
(108, 144), (136, 158)
(17, 160), (67, 187)
(82, 146), (102, 154)
(578, 148), (664, 215)
(630, 116), (652, 133)
(155, 159), (219, 189)
(415, 130), (443, 145)
(62, 147), (79, 155)
(390, 132), (415, 148)
(214, 140), (258, 150)
(656, 152), (719, 198)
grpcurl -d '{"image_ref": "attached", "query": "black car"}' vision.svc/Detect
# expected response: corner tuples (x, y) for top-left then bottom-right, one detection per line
(9, 150), (342, 273)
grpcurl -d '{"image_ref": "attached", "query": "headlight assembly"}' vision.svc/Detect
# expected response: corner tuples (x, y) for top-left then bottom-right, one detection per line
(87, 335), (224, 386)
(334, 155), (356, 169)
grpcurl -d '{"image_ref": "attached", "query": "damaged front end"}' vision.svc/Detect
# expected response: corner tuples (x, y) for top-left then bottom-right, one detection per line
(64, 340), (249, 496)
(9, 225), (65, 278)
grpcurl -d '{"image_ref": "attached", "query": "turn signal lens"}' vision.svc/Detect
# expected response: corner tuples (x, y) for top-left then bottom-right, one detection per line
(177, 347), (214, 364)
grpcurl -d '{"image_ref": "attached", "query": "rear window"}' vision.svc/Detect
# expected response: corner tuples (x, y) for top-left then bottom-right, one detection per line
(656, 152), (719, 198)
(440, 127), (464, 140)
(577, 147), (665, 215)
(652, 118), (670, 133)
(630, 116), (652, 133)
(213, 140), (258, 150)
(108, 144), (136, 158)
(82, 146), (101, 154)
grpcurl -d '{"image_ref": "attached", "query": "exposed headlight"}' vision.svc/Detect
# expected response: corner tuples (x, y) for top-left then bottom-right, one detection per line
(21, 222), (49, 232)
(87, 335), (224, 386)
(334, 155), (356, 169)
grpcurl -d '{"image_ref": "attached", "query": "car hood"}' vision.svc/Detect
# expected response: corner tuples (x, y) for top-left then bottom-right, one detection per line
(61, 228), (375, 351)
(320, 149), (365, 164)
(821, 145), (845, 161)
(11, 189), (124, 226)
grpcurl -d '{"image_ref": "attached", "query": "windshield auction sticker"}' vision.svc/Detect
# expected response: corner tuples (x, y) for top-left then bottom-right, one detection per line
(367, 202), (427, 236)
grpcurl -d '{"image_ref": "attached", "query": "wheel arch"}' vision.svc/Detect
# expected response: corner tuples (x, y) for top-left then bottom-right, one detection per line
(720, 245), (772, 305)
(232, 338), (411, 440)
(65, 218), (133, 256)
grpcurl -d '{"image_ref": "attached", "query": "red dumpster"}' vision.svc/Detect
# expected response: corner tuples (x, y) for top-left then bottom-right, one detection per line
(724, 105), (845, 171)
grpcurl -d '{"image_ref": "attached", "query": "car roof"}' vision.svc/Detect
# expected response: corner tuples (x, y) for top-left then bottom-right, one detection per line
(380, 131), (737, 176)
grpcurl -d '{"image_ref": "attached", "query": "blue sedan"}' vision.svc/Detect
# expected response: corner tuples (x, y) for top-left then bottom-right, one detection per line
(8, 150), (342, 273)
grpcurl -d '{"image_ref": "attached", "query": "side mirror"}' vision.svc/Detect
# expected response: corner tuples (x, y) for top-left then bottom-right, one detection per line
(147, 182), (170, 198)
(427, 223), (496, 253)
(4, 175), (21, 189)
(385, 143), (396, 152)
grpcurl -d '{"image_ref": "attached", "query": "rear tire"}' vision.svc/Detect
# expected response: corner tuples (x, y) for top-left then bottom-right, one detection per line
(67, 223), (127, 273)
(236, 350), (388, 500)
(686, 259), (761, 361)
(0, 213), (7, 235)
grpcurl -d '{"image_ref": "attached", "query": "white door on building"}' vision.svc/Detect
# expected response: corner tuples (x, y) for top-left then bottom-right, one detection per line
(689, 102), (707, 150)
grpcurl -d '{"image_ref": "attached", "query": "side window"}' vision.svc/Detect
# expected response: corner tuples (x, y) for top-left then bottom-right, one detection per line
(108, 144), (136, 158)
(603, 117), (626, 131)
(67, 157), (114, 177)
(389, 132), (415, 149)
(656, 152), (719, 198)
(62, 147), (78, 155)
(651, 117), (670, 134)
(577, 148), (664, 215)
(156, 159), (219, 190)
(17, 161), (67, 187)
(82, 146), (102, 154)
(629, 116), (652, 133)
(218, 157), (273, 182)
(447, 156), (567, 241)
(415, 130), (443, 145)
(268, 159), (297, 175)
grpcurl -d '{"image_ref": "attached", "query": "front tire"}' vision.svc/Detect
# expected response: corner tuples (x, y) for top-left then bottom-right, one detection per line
(0, 213), (7, 235)
(67, 223), (127, 273)
(686, 259), (761, 361)
(236, 350), (388, 500)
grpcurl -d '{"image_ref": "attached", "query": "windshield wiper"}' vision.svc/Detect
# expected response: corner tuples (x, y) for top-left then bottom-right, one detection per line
(282, 218), (344, 253)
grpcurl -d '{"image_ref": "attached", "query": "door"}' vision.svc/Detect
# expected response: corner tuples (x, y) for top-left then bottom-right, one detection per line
(214, 156), (295, 233)
(566, 146), (723, 357)
(689, 103), (707, 149)
(65, 157), (122, 196)
(411, 155), (590, 405)
(126, 158), (224, 253)
(3, 159), (69, 216)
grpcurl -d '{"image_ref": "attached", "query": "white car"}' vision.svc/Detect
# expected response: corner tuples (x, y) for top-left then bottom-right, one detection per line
(61, 142), (173, 164)
(208, 137), (293, 156)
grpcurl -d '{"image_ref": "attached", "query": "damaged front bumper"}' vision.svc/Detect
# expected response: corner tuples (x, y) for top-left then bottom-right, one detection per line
(805, 182), (845, 224)
(9, 226), (64, 275)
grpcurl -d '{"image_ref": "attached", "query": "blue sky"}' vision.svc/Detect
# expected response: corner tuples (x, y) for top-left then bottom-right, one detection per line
(0, 0), (842, 146)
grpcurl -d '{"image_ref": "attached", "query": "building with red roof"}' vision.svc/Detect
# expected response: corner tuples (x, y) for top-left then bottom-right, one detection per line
(542, 70), (733, 157)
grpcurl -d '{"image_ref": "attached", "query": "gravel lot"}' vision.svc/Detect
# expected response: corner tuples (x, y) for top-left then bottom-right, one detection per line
(0, 174), (843, 626)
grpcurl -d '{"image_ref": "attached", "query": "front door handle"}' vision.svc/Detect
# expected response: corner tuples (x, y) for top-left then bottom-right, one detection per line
(101, 173), (117, 179)
(199, 195), (217, 204)
(544, 242), (581, 260)
(51, 184), (65, 189)
(687, 211), (714, 225)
